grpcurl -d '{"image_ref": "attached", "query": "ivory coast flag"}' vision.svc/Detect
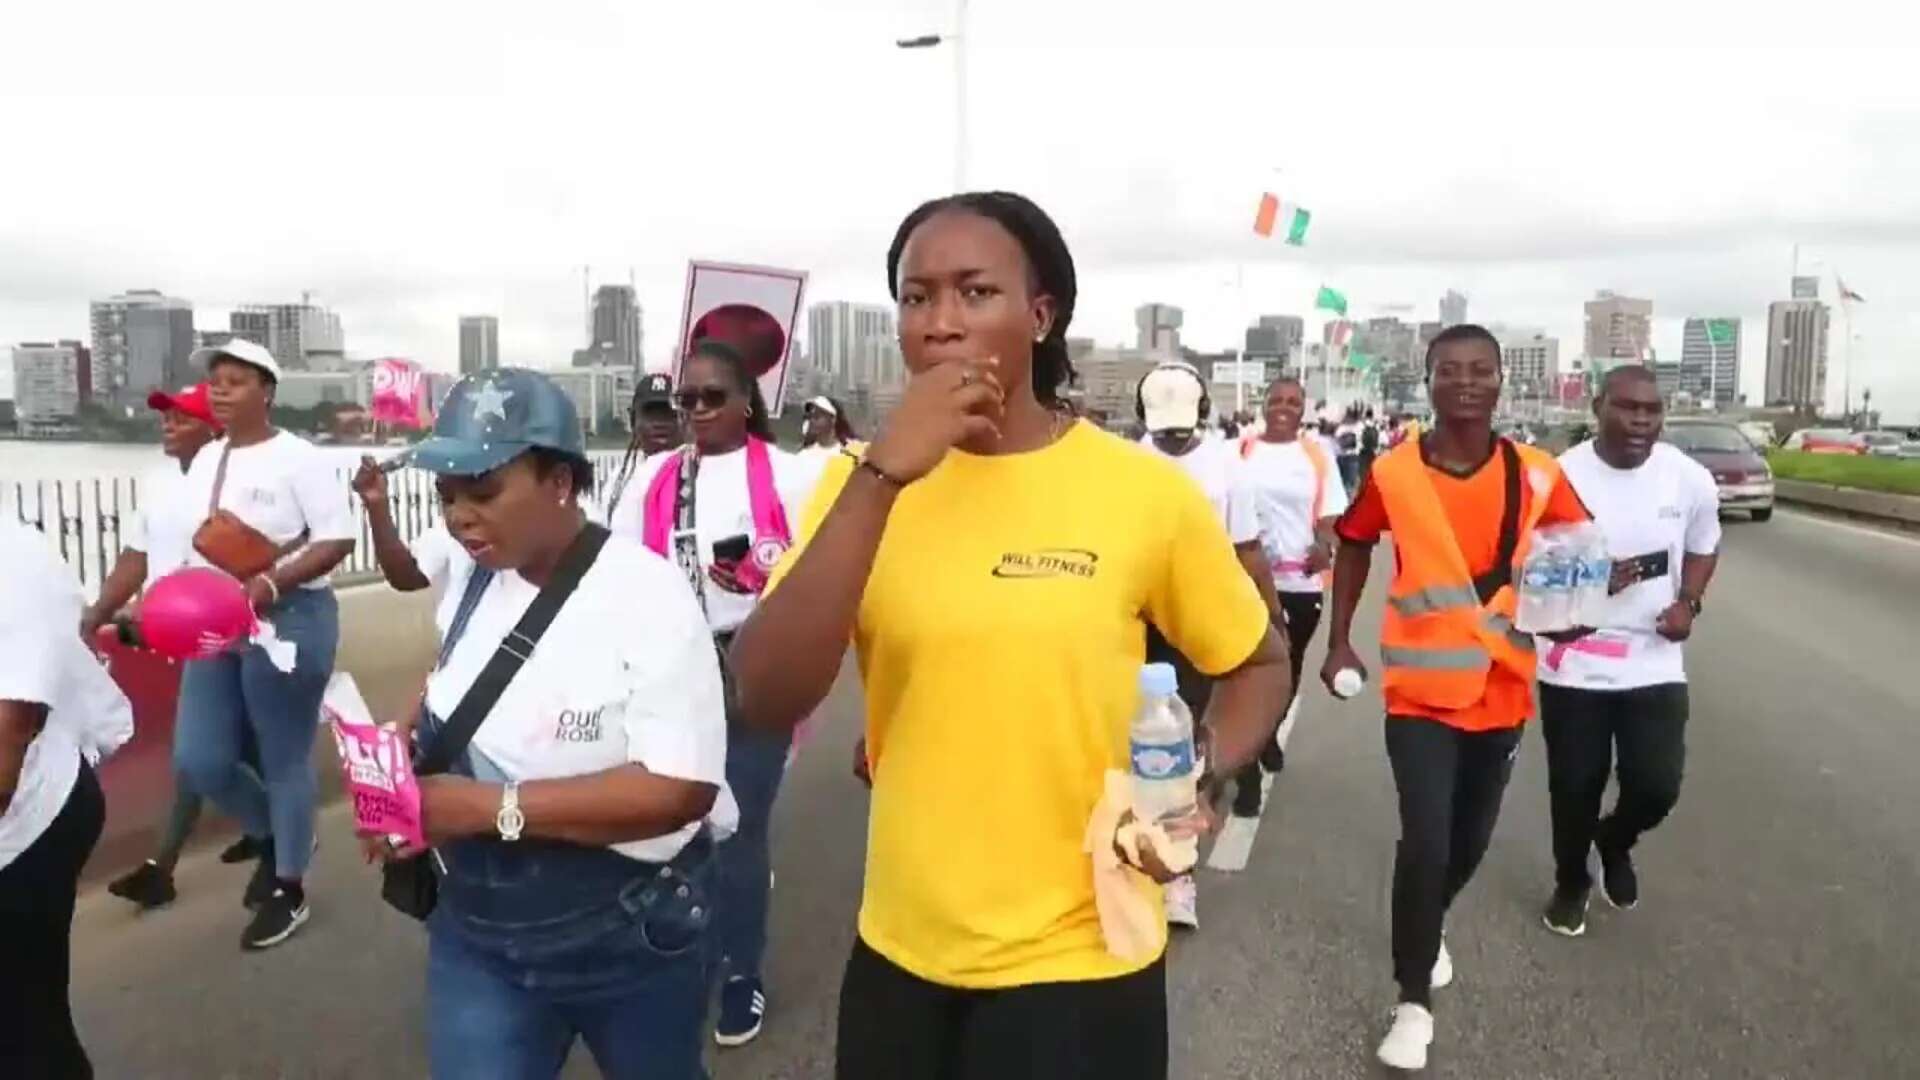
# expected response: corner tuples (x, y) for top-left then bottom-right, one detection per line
(1253, 192), (1311, 246)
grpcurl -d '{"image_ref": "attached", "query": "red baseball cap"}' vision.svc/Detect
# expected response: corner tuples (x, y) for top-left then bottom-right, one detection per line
(146, 382), (221, 429)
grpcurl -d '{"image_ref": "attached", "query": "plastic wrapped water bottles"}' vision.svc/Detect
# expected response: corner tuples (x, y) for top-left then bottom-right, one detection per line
(1516, 523), (1611, 633)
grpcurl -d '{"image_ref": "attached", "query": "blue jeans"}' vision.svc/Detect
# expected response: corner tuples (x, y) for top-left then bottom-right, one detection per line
(174, 587), (338, 880)
(714, 718), (790, 983)
(428, 835), (715, 1080)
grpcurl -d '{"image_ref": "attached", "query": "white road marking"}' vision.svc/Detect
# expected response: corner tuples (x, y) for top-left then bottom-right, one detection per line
(1775, 507), (1920, 549)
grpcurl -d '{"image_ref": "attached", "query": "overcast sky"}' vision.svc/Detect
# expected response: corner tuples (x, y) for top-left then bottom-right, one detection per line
(4, 1), (1918, 417)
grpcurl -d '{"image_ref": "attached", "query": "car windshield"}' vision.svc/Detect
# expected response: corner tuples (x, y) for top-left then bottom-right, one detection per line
(1664, 425), (1753, 453)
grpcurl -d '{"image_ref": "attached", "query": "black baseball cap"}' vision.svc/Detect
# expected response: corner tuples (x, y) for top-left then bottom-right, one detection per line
(634, 373), (674, 411)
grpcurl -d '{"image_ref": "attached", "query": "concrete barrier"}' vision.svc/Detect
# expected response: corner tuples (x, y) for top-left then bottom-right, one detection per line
(1774, 478), (1920, 528)
(86, 584), (439, 880)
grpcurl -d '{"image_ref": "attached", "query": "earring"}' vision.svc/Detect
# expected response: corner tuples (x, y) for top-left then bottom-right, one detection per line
(1034, 332), (1046, 343)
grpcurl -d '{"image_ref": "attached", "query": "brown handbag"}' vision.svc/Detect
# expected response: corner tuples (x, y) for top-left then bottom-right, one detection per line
(191, 444), (309, 580)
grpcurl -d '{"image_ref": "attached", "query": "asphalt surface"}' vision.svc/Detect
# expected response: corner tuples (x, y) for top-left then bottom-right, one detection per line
(67, 508), (1920, 1079)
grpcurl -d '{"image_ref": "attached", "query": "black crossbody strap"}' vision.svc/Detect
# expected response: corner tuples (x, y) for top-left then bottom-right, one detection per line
(415, 523), (611, 777)
(1472, 439), (1524, 605)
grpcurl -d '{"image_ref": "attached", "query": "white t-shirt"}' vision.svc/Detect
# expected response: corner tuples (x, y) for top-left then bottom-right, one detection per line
(1241, 438), (1350, 594)
(605, 445), (813, 634)
(409, 524), (464, 594)
(424, 536), (733, 862)
(124, 461), (200, 580)
(1538, 441), (1722, 691)
(1334, 422), (1363, 456)
(1140, 436), (1260, 545)
(0, 524), (134, 871)
(793, 443), (843, 499)
(182, 433), (358, 588)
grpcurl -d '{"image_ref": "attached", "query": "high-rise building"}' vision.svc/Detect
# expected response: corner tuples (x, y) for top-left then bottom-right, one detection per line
(231, 302), (344, 373)
(11, 341), (91, 434)
(1502, 334), (1561, 389)
(1583, 291), (1654, 363)
(1680, 317), (1741, 408)
(1440, 290), (1468, 327)
(582, 286), (642, 372)
(90, 290), (194, 402)
(1244, 315), (1304, 366)
(1135, 303), (1183, 354)
(806, 301), (897, 394)
(1765, 299), (1830, 409)
(459, 315), (501, 376)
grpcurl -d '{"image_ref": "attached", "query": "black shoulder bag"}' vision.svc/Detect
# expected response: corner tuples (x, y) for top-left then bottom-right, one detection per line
(381, 523), (612, 920)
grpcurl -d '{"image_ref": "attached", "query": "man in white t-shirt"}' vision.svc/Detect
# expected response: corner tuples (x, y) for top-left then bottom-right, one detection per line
(1135, 362), (1282, 927)
(1537, 366), (1720, 938)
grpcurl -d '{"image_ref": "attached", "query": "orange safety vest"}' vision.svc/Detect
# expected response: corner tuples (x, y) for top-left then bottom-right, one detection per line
(1370, 438), (1561, 712)
(1240, 434), (1334, 587)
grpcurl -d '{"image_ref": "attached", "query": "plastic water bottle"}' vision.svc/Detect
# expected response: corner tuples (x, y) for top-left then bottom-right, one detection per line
(1129, 663), (1197, 825)
(1575, 527), (1613, 627)
(1518, 550), (1558, 632)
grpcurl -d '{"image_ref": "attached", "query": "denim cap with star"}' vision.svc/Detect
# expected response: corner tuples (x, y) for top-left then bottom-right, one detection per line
(403, 368), (586, 476)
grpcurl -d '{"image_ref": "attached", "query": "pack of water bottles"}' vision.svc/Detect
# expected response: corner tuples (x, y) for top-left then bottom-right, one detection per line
(1514, 522), (1612, 633)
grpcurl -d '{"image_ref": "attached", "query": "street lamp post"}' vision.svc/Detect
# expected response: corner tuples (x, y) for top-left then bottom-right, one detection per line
(896, 0), (969, 193)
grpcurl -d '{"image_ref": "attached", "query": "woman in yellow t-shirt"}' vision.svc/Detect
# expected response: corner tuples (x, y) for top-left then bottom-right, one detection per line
(731, 191), (1289, 1080)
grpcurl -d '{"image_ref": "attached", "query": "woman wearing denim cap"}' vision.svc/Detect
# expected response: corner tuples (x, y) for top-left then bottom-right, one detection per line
(375, 368), (730, 1079)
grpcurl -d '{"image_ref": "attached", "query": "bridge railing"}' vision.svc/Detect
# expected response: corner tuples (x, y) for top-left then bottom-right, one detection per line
(3, 452), (632, 598)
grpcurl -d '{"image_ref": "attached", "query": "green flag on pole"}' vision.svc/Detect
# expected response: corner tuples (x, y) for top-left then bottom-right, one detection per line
(1315, 286), (1347, 316)
(1705, 318), (1736, 346)
(1349, 351), (1376, 371)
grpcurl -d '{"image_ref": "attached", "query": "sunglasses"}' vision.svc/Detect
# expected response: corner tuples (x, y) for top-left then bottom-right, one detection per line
(673, 387), (732, 412)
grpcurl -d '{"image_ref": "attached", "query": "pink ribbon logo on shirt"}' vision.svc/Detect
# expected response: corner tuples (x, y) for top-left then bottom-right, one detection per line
(1544, 635), (1632, 672)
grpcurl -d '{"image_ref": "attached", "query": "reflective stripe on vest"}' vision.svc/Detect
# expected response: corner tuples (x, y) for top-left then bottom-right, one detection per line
(1380, 643), (1491, 671)
(1388, 582), (1482, 617)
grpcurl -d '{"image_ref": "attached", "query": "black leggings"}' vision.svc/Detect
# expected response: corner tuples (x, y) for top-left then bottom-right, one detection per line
(1384, 716), (1521, 1007)
(835, 937), (1168, 1080)
(1, 761), (105, 1080)
(1231, 592), (1323, 815)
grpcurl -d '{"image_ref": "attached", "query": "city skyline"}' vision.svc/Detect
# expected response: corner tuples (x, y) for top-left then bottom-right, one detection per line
(2, 5), (1916, 416)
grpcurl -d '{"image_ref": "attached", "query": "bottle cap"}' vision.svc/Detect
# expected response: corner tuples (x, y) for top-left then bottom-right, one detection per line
(1139, 662), (1179, 697)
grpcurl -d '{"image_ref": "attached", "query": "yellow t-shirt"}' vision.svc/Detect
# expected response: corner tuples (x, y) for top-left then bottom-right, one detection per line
(768, 421), (1269, 989)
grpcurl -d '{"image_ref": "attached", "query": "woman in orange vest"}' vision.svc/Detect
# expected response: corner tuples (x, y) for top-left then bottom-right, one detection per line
(1322, 325), (1589, 1072)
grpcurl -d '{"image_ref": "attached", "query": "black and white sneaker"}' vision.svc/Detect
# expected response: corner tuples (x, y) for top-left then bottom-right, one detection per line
(1597, 841), (1640, 910)
(107, 860), (178, 910)
(243, 839), (278, 911)
(241, 886), (310, 951)
(1542, 885), (1590, 938)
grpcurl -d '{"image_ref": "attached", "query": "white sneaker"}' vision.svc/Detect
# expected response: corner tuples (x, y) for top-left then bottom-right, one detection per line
(1431, 938), (1454, 989)
(1164, 875), (1198, 928)
(1377, 1002), (1434, 1071)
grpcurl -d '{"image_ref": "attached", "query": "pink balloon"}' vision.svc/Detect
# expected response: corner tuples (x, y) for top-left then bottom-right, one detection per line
(138, 568), (257, 661)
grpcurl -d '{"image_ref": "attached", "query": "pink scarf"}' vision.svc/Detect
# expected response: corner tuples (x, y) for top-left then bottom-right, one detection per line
(640, 437), (793, 592)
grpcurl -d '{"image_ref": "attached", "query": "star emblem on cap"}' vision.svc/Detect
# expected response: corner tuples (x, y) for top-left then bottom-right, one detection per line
(470, 380), (513, 424)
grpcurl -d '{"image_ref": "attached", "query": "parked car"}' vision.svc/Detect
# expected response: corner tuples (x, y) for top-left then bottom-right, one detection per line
(1861, 431), (1907, 458)
(1781, 427), (1866, 454)
(1663, 419), (1775, 521)
(1737, 420), (1777, 448)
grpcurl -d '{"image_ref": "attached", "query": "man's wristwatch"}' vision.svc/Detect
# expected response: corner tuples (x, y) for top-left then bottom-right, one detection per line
(496, 781), (525, 842)
(1680, 594), (1703, 616)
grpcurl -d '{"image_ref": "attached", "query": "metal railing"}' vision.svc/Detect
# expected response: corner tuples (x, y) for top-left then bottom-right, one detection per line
(5, 452), (632, 598)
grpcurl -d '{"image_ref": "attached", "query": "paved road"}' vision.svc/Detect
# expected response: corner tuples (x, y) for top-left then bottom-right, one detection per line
(68, 509), (1920, 1078)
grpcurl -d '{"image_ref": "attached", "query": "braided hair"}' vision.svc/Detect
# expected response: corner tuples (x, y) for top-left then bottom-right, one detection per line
(885, 191), (1079, 408)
